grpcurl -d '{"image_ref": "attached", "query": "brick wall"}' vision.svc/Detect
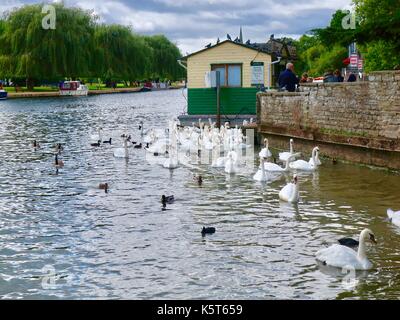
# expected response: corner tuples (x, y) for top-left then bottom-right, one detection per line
(257, 71), (400, 169)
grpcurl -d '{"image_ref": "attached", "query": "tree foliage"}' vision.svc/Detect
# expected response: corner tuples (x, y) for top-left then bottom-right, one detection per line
(0, 4), (185, 84)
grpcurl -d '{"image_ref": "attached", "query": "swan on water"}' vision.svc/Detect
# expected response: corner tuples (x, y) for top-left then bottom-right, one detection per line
(279, 174), (300, 203)
(91, 128), (103, 142)
(211, 147), (226, 168)
(289, 147), (320, 171)
(259, 138), (272, 158)
(279, 139), (296, 162)
(113, 137), (129, 158)
(316, 229), (377, 270)
(387, 209), (400, 228)
(253, 157), (268, 182)
(224, 151), (238, 174)
(262, 154), (299, 172)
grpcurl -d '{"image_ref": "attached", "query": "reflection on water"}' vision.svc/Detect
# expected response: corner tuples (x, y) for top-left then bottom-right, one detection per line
(0, 90), (400, 299)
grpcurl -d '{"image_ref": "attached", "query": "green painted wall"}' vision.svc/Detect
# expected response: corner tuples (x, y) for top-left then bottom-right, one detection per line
(188, 87), (258, 115)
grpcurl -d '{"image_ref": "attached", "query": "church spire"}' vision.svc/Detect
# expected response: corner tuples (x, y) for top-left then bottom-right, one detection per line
(239, 26), (243, 44)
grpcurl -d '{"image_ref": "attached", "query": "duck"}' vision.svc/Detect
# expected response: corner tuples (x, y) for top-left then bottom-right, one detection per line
(113, 138), (129, 158)
(289, 147), (319, 171)
(279, 139), (296, 162)
(99, 183), (109, 193)
(55, 143), (64, 153)
(201, 227), (216, 236)
(262, 154), (299, 172)
(134, 143), (143, 149)
(161, 195), (175, 205)
(32, 140), (40, 150)
(193, 174), (203, 186)
(387, 209), (400, 227)
(54, 154), (64, 170)
(338, 238), (359, 248)
(259, 138), (272, 158)
(316, 229), (377, 270)
(91, 140), (101, 147)
(253, 157), (268, 182)
(279, 174), (300, 203)
(103, 138), (112, 145)
(224, 151), (238, 174)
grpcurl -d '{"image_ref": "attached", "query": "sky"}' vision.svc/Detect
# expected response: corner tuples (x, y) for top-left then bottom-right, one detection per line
(0, 0), (353, 54)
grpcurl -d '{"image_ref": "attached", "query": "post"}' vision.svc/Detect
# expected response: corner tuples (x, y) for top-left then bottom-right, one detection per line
(216, 70), (221, 129)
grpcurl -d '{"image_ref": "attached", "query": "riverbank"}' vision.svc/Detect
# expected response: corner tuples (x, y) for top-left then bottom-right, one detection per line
(4, 86), (185, 99)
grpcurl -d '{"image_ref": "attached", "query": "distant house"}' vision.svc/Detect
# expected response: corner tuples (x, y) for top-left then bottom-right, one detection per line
(178, 35), (297, 122)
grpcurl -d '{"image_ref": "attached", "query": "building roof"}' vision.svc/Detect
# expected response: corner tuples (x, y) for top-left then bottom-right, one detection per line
(180, 38), (297, 61)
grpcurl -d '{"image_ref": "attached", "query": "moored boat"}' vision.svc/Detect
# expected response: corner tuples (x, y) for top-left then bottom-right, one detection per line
(59, 81), (88, 96)
(0, 89), (7, 100)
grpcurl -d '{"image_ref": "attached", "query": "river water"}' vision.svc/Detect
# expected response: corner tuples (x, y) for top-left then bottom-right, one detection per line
(0, 89), (399, 300)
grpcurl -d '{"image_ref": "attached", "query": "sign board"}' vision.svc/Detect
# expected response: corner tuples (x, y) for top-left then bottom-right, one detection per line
(358, 59), (363, 70)
(350, 54), (358, 67)
(204, 71), (217, 88)
(251, 62), (264, 85)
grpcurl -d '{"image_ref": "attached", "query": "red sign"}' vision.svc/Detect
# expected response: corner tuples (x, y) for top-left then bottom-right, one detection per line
(358, 59), (363, 70)
(350, 54), (358, 67)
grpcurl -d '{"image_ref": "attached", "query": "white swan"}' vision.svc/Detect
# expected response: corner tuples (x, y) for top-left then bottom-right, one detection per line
(224, 151), (238, 174)
(91, 128), (103, 142)
(279, 174), (299, 203)
(113, 138), (129, 158)
(387, 209), (400, 228)
(211, 147), (226, 168)
(289, 147), (319, 171)
(259, 138), (272, 158)
(309, 148), (322, 166)
(279, 139), (296, 162)
(316, 229), (377, 270)
(253, 157), (268, 182)
(262, 154), (299, 172)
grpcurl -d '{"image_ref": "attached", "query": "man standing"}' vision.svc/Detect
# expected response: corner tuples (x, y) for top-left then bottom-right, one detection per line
(278, 63), (299, 92)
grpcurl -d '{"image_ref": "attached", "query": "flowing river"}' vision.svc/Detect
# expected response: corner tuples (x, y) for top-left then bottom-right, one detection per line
(0, 89), (399, 299)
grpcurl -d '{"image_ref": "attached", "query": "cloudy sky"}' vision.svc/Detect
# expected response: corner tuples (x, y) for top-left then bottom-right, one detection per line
(0, 0), (352, 54)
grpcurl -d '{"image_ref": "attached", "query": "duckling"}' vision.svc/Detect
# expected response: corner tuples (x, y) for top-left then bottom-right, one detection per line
(91, 140), (101, 147)
(99, 183), (109, 193)
(132, 141), (137, 145)
(134, 143), (143, 149)
(154, 152), (160, 157)
(103, 138), (112, 144)
(201, 227), (216, 236)
(161, 195), (174, 205)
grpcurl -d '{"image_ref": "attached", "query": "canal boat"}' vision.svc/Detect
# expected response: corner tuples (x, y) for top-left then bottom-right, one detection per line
(59, 81), (88, 96)
(0, 89), (7, 100)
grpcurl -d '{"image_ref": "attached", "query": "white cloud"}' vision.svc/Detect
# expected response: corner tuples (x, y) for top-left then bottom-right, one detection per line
(0, 0), (354, 53)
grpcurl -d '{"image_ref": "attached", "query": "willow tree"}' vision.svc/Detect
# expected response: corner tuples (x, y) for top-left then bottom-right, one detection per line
(144, 35), (185, 80)
(1, 4), (96, 89)
(0, 18), (13, 79)
(93, 24), (151, 84)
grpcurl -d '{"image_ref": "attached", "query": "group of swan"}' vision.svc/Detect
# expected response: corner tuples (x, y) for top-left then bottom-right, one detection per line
(253, 138), (322, 205)
(140, 119), (250, 172)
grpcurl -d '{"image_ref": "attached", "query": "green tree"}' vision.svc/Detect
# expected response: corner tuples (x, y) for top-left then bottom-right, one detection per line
(144, 35), (185, 80)
(1, 4), (96, 89)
